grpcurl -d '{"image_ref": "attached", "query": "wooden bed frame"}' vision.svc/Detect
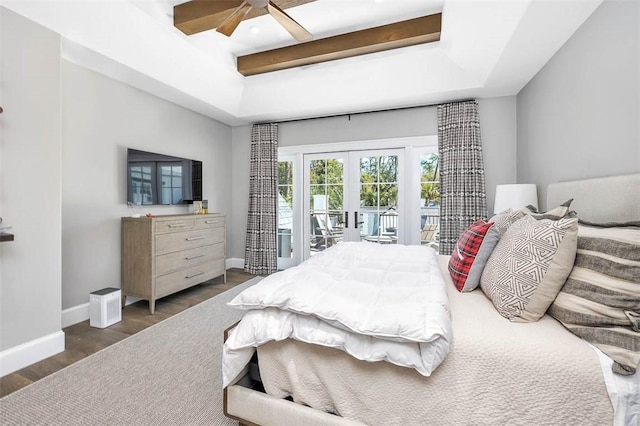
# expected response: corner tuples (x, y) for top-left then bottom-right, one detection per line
(223, 173), (640, 426)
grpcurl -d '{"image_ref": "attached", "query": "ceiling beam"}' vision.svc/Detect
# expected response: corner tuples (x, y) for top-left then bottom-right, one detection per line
(174, 0), (316, 35)
(237, 14), (442, 76)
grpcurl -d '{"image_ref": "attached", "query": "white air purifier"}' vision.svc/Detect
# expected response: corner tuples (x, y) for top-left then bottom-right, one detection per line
(90, 288), (122, 328)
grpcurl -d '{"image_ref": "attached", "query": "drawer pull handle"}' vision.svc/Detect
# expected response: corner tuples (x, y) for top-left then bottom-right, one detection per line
(205, 220), (219, 224)
(186, 254), (205, 260)
(186, 272), (204, 279)
(186, 236), (205, 241)
(168, 224), (186, 228)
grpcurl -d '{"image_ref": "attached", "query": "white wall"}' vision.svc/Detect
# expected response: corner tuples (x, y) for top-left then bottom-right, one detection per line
(61, 60), (233, 309)
(517, 0), (640, 208)
(230, 97), (517, 259)
(0, 8), (63, 363)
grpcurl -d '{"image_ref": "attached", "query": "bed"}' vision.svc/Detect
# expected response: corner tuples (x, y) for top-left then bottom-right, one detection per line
(222, 173), (640, 426)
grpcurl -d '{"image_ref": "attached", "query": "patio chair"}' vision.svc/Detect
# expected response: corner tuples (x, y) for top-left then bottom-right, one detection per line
(311, 214), (340, 250)
(421, 223), (439, 250)
(364, 209), (398, 244)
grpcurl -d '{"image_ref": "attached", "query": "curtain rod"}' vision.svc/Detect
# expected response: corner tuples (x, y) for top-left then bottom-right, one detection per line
(258, 98), (476, 125)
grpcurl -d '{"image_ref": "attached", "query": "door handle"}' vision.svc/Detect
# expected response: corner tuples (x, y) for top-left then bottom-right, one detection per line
(344, 212), (349, 229)
(354, 211), (358, 229)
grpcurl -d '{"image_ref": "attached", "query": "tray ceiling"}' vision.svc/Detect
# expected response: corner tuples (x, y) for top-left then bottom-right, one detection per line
(2, 0), (603, 126)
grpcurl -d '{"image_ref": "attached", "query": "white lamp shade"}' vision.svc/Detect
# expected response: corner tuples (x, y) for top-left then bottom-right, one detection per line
(494, 184), (538, 214)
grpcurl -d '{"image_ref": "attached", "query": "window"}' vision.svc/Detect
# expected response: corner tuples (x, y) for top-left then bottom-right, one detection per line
(278, 160), (294, 259)
(309, 158), (345, 252)
(419, 153), (440, 247)
(278, 135), (438, 267)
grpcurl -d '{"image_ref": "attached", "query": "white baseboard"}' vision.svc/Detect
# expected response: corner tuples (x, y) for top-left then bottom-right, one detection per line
(226, 258), (244, 269)
(0, 330), (65, 377)
(61, 296), (142, 328)
(61, 263), (243, 328)
(61, 302), (90, 328)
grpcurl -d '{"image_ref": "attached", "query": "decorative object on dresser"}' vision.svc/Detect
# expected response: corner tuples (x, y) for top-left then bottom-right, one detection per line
(0, 216), (14, 242)
(121, 213), (226, 314)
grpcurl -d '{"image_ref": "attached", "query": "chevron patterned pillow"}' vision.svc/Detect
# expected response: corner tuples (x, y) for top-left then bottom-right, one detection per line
(480, 214), (578, 322)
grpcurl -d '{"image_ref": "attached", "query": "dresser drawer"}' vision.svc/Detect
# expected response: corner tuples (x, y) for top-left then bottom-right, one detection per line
(195, 216), (225, 230)
(155, 227), (224, 255)
(155, 217), (195, 234)
(155, 258), (225, 298)
(155, 242), (225, 276)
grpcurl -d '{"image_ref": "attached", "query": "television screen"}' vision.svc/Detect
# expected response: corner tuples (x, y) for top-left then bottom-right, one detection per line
(127, 148), (202, 205)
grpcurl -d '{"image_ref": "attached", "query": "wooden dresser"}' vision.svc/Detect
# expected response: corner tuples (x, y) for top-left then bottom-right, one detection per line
(121, 213), (226, 314)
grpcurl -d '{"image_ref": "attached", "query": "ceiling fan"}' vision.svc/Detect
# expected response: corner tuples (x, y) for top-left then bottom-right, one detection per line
(216, 0), (313, 42)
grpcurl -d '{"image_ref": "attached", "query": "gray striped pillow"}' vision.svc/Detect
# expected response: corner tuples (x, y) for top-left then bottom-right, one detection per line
(548, 223), (640, 375)
(523, 198), (575, 220)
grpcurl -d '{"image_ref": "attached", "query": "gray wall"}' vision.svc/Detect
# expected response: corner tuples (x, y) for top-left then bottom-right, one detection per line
(229, 96), (517, 259)
(0, 8), (63, 351)
(517, 0), (640, 209)
(0, 7), (234, 362)
(61, 61), (233, 309)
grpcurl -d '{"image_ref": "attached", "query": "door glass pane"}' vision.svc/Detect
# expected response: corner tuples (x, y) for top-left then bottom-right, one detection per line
(309, 158), (344, 254)
(328, 185), (344, 240)
(309, 160), (327, 185)
(360, 155), (399, 244)
(420, 153), (440, 249)
(278, 160), (294, 259)
(379, 156), (398, 182)
(360, 156), (378, 183)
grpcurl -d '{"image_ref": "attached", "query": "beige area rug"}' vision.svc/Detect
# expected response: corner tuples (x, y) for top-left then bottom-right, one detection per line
(0, 277), (262, 425)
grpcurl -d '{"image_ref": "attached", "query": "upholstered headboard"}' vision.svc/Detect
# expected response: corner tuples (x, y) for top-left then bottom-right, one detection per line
(547, 173), (640, 223)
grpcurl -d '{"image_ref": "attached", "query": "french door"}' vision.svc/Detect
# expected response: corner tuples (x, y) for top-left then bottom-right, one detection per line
(303, 149), (404, 260)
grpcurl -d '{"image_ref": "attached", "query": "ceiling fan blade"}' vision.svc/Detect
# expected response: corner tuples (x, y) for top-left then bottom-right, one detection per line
(216, 1), (253, 37)
(266, 1), (312, 42)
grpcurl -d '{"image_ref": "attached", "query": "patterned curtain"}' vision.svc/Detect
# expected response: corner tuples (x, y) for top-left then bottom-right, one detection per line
(437, 100), (488, 255)
(244, 123), (279, 275)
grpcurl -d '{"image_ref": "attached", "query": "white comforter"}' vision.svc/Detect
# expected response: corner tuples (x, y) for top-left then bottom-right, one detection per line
(222, 242), (452, 387)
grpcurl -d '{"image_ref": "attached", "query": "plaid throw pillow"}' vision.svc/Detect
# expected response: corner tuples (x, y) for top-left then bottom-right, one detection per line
(448, 220), (500, 292)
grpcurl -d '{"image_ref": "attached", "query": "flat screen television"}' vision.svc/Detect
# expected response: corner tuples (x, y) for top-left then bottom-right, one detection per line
(127, 148), (202, 205)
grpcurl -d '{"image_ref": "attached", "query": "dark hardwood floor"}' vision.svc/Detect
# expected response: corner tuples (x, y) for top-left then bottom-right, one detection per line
(0, 268), (256, 398)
